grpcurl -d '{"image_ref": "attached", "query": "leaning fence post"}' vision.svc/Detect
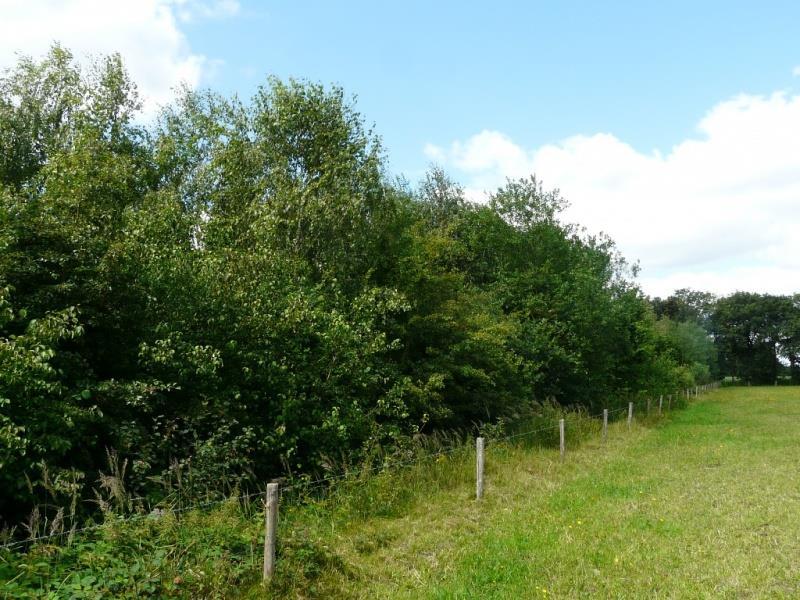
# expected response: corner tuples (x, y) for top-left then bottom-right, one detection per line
(627, 402), (633, 429)
(262, 482), (279, 582)
(602, 409), (608, 441)
(659, 395), (663, 415)
(559, 419), (566, 461)
(476, 437), (485, 500)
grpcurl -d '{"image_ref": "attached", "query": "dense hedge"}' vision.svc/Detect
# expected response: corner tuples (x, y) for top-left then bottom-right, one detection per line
(0, 47), (711, 530)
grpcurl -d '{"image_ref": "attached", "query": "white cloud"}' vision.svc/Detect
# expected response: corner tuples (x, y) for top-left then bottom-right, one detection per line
(425, 92), (800, 297)
(0, 0), (239, 116)
(640, 266), (800, 299)
(171, 0), (240, 22)
(793, 65), (800, 77)
(423, 142), (446, 163)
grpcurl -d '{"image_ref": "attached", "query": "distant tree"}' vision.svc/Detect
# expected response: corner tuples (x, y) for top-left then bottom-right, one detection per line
(652, 288), (716, 330)
(781, 294), (800, 383)
(655, 317), (717, 383)
(0, 45), (735, 532)
(711, 292), (797, 384)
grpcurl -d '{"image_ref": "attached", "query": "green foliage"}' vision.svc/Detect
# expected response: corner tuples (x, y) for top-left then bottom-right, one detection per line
(652, 288), (716, 328)
(711, 292), (800, 384)
(0, 498), (263, 598)
(655, 317), (716, 384)
(0, 400), (640, 599)
(0, 46), (715, 541)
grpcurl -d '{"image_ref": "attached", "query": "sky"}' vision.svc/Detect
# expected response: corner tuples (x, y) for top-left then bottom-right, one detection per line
(1, 0), (800, 298)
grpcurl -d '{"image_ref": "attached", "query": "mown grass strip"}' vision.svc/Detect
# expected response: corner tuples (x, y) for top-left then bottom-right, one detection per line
(348, 387), (800, 599)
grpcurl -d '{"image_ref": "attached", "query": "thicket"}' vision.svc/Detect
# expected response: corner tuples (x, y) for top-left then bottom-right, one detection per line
(652, 289), (800, 385)
(1, 46), (712, 534)
(711, 292), (800, 384)
(0, 400), (679, 598)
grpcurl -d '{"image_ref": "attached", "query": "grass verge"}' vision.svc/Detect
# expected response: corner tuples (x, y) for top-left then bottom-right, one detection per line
(9, 388), (798, 598)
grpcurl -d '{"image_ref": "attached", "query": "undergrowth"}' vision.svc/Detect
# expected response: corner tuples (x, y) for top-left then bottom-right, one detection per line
(0, 396), (688, 599)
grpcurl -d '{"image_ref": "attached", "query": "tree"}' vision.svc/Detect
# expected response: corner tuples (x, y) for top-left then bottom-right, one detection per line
(711, 292), (797, 384)
(652, 288), (716, 329)
(0, 46), (736, 532)
(655, 317), (717, 383)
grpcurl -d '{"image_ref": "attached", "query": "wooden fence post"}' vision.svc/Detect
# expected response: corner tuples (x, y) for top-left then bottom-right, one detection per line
(476, 437), (485, 500)
(627, 402), (633, 429)
(602, 409), (608, 441)
(263, 482), (279, 583)
(559, 419), (566, 461)
(658, 394), (663, 415)
(668, 394), (672, 410)
(647, 397), (651, 414)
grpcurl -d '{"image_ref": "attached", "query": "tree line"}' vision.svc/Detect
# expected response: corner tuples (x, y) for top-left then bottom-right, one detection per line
(0, 47), (790, 530)
(652, 289), (800, 385)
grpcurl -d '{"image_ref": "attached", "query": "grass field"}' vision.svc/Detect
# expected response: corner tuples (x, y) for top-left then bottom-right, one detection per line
(6, 387), (798, 598)
(270, 387), (800, 599)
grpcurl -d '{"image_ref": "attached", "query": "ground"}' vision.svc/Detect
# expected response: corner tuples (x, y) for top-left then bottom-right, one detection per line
(272, 387), (800, 598)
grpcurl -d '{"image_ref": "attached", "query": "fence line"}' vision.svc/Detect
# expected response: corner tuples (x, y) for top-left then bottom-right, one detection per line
(1, 383), (720, 561)
(262, 381), (719, 582)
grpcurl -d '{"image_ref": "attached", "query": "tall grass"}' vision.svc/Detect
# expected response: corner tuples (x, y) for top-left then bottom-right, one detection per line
(0, 398), (679, 599)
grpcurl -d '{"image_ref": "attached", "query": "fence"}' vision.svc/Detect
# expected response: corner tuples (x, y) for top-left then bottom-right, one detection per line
(1, 383), (720, 587)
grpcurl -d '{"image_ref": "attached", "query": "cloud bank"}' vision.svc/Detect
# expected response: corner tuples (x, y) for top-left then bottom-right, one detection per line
(425, 92), (800, 298)
(0, 0), (239, 115)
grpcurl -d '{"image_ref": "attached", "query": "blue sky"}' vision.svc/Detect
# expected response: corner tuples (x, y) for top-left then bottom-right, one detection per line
(182, 1), (800, 177)
(2, 0), (800, 296)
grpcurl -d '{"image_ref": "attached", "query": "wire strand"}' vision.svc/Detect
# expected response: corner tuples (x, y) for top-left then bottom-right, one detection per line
(0, 396), (694, 551)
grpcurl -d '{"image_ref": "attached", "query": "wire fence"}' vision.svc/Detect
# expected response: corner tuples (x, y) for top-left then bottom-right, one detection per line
(0, 384), (717, 556)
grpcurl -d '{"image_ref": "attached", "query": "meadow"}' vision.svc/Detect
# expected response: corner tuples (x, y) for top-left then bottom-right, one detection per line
(2, 40), (799, 600)
(5, 386), (800, 598)
(259, 385), (799, 599)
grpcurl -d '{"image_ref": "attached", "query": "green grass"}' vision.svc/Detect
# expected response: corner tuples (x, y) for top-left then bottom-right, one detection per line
(259, 387), (800, 598)
(6, 387), (800, 598)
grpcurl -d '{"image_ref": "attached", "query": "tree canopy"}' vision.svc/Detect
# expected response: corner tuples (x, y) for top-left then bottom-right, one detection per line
(0, 47), (738, 530)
